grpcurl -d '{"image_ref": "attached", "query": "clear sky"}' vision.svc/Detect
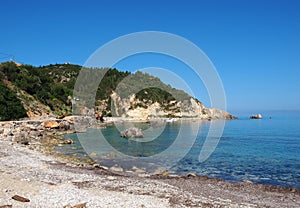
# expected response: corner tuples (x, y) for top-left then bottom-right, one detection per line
(1, 0), (300, 115)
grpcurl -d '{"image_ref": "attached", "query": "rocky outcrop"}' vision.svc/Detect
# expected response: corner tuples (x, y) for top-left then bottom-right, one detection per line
(120, 127), (144, 138)
(250, 114), (262, 119)
(0, 121), (45, 146)
(202, 108), (237, 120)
(109, 92), (234, 120)
(0, 116), (97, 147)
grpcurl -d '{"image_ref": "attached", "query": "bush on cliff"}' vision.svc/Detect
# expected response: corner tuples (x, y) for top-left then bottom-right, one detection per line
(0, 81), (27, 120)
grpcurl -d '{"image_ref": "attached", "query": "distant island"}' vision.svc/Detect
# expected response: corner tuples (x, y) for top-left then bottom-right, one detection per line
(0, 62), (234, 121)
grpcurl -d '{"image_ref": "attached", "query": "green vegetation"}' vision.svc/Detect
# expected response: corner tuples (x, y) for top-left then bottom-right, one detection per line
(0, 61), (193, 120)
(0, 62), (78, 116)
(0, 81), (27, 120)
(115, 71), (190, 102)
(136, 87), (175, 105)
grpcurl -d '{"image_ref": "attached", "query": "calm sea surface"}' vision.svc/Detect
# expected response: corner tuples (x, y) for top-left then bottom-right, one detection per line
(59, 112), (300, 189)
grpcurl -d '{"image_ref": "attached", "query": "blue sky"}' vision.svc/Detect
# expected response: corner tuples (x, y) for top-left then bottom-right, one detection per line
(1, 0), (300, 115)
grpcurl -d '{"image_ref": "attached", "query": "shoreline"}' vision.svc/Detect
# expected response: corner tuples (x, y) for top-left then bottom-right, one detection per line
(0, 118), (299, 207)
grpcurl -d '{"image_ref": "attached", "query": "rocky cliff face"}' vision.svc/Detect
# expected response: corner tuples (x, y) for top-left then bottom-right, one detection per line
(109, 92), (233, 120)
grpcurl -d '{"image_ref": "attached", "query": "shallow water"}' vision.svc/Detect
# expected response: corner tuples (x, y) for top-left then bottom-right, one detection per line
(59, 114), (300, 189)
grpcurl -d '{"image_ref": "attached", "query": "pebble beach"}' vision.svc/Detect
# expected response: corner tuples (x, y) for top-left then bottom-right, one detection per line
(0, 119), (299, 208)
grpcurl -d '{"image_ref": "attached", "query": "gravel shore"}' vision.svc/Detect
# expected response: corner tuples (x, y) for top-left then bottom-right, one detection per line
(0, 120), (299, 207)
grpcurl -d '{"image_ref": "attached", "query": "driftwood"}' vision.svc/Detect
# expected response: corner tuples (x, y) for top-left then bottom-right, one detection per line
(12, 195), (30, 202)
(0, 205), (13, 208)
(64, 203), (87, 208)
(73, 203), (87, 208)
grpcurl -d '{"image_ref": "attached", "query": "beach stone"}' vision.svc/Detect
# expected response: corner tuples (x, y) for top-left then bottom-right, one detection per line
(64, 139), (74, 144)
(107, 176), (116, 180)
(162, 170), (169, 176)
(60, 138), (74, 145)
(107, 152), (116, 158)
(120, 127), (144, 138)
(90, 152), (98, 157)
(187, 173), (196, 177)
(110, 165), (124, 172)
(92, 163), (101, 168)
(132, 166), (146, 173)
(99, 165), (109, 170)
(242, 179), (253, 184)
(153, 168), (168, 176)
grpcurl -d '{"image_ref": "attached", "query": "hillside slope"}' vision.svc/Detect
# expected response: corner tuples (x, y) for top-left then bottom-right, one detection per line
(0, 62), (233, 120)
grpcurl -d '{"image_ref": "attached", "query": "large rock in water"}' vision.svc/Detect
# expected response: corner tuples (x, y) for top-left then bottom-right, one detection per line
(120, 127), (144, 138)
(250, 114), (262, 119)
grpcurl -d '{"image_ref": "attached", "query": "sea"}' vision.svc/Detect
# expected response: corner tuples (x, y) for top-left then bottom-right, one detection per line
(58, 111), (300, 189)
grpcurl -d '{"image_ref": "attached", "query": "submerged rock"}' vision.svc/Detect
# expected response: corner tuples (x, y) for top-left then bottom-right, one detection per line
(120, 127), (144, 138)
(59, 138), (74, 145)
(153, 168), (169, 176)
(110, 165), (124, 172)
(90, 152), (98, 157)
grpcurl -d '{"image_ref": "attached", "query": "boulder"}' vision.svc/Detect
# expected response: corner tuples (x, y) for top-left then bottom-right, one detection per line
(59, 120), (70, 130)
(59, 138), (74, 145)
(120, 127), (144, 138)
(250, 114), (262, 119)
(43, 121), (60, 128)
(14, 131), (30, 145)
(65, 138), (74, 144)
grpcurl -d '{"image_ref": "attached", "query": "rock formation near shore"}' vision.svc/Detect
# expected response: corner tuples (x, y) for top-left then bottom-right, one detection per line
(0, 116), (95, 149)
(110, 92), (233, 120)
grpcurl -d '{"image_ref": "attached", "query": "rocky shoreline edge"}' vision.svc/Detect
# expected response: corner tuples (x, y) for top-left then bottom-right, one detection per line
(0, 117), (300, 207)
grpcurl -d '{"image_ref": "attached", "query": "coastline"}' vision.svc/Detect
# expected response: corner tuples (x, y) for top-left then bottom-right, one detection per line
(0, 118), (299, 207)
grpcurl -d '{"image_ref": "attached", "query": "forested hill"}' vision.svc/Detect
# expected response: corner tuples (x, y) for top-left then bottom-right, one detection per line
(0, 62), (202, 121)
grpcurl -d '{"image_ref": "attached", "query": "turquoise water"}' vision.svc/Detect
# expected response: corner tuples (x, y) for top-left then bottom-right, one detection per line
(60, 114), (300, 189)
